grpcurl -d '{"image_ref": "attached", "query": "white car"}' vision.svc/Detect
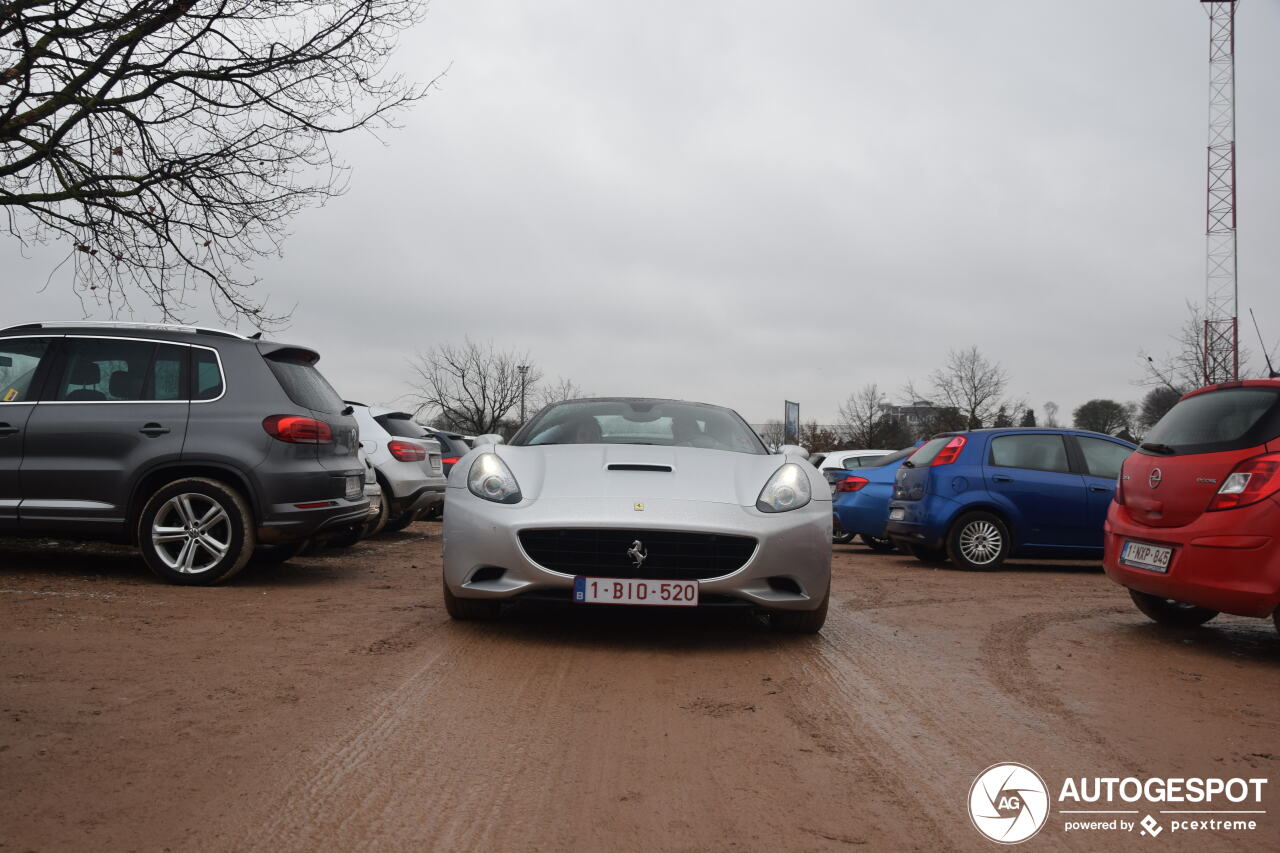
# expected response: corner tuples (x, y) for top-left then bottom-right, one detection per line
(813, 449), (893, 472)
(442, 398), (832, 632)
(347, 402), (446, 531)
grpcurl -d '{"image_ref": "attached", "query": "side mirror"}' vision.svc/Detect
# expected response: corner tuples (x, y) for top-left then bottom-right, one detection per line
(474, 433), (506, 446)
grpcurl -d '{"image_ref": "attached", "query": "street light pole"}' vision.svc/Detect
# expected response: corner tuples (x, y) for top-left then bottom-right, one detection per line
(517, 364), (529, 424)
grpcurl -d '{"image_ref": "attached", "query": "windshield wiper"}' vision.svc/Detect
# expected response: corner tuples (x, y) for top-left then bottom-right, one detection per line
(1140, 442), (1176, 455)
(901, 460), (915, 468)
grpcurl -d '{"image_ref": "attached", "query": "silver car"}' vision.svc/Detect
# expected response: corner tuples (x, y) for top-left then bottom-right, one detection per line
(347, 403), (446, 531)
(442, 398), (832, 632)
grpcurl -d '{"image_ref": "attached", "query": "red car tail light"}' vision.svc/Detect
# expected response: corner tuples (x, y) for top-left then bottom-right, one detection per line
(388, 440), (427, 462)
(263, 415), (332, 444)
(1206, 452), (1280, 511)
(1115, 473), (1127, 506)
(931, 435), (967, 467)
(441, 456), (460, 467)
(836, 476), (869, 493)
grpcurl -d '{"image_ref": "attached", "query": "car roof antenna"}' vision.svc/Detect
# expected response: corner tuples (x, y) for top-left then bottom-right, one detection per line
(1249, 309), (1279, 379)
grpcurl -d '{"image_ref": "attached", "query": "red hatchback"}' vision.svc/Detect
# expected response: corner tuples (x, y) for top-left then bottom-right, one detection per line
(1104, 379), (1280, 634)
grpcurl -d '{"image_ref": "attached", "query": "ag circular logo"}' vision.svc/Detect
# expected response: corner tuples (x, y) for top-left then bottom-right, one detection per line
(968, 763), (1050, 844)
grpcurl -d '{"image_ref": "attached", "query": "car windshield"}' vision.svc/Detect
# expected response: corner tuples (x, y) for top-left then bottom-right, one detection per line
(513, 399), (767, 455)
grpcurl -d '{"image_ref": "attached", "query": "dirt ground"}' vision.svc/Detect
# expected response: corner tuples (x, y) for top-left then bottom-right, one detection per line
(0, 525), (1276, 852)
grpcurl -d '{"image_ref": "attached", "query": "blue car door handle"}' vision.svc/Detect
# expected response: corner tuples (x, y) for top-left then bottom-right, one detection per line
(1088, 485), (1112, 493)
(992, 474), (1013, 483)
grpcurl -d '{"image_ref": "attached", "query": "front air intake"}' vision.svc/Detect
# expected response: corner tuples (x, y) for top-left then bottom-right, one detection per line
(518, 529), (756, 580)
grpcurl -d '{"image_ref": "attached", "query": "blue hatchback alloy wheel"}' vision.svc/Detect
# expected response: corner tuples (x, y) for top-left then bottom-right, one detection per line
(948, 511), (1010, 571)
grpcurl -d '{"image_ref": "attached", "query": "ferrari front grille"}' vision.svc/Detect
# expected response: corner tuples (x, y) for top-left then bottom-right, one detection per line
(517, 529), (757, 580)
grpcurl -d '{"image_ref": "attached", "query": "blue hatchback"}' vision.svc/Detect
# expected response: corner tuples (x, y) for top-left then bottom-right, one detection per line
(885, 428), (1135, 570)
(830, 446), (918, 550)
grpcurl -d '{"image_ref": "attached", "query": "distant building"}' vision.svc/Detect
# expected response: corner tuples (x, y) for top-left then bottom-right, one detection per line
(880, 400), (947, 427)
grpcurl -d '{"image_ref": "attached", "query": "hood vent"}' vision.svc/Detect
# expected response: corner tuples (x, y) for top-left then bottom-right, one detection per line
(607, 464), (673, 472)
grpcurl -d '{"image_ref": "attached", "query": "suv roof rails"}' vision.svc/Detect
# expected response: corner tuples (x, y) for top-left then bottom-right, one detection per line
(0, 320), (251, 340)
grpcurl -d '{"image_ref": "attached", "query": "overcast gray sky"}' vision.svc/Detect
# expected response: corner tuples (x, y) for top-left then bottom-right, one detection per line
(6, 0), (1280, 426)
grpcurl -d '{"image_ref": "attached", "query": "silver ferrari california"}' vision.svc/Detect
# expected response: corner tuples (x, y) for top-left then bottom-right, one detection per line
(441, 398), (832, 632)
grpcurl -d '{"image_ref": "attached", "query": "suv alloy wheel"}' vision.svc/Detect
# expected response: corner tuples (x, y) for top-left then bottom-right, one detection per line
(137, 477), (255, 584)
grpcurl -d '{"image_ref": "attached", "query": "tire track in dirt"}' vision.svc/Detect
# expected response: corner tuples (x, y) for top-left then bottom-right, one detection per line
(977, 604), (1130, 750)
(784, 592), (1141, 852)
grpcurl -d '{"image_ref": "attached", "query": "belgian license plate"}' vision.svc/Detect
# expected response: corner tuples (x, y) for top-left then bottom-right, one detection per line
(889, 507), (905, 521)
(345, 475), (363, 501)
(1121, 540), (1172, 573)
(573, 577), (698, 607)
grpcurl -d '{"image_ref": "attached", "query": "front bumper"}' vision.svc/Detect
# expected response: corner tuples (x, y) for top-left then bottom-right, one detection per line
(1103, 499), (1280, 618)
(442, 493), (831, 612)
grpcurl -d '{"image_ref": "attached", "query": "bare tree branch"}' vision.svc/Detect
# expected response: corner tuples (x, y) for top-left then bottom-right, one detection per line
(1, 0), (435, 325)
(406, 339), (541, 436)
(928, 346), (1013, 430)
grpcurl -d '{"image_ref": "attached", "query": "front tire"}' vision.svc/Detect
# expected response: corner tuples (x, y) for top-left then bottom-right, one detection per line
(443, 577), (503, 621)
(137, 478), (254, 585)
(770, 586), (829, 634)
(947, 511), (1010, 571)
(1129, 590), (1219, 627)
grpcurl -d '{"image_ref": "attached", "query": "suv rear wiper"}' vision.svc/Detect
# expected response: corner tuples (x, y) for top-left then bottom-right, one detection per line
(1140, 442), (1176, 455)
(901, 460), (915, 468)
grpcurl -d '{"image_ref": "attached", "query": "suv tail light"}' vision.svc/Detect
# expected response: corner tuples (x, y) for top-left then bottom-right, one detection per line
(931, 435), (967, 467)
(1206, 452), (1280, 511)
(836, 476), (869, 493)
(388, 440), (427, 462)
(441, 456), (460, 467)
(263, 415), (332, 444)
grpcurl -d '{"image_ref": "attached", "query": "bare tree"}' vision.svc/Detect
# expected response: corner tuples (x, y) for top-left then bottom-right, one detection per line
(929, 346), (1012, 430)
(798, 421), (840, 454)
(1138, 300), (1260, 391)
(1, 0), (433, 325)
(533, 377), (585, 412)
(837, 383), (887, 448)
(407, 339), (541, 436)
(1042, 401), (1060, 428)
(758, 419), (784, 451)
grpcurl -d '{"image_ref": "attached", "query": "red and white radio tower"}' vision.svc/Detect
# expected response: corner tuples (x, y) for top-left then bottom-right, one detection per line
(1201, 1), (1239, 384)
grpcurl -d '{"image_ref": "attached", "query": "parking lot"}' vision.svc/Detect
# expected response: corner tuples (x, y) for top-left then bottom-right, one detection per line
(1, 526), (1276, 851)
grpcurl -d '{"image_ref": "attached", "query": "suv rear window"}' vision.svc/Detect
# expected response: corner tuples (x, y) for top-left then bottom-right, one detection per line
(1144, 387), (1280, 455)
(264, 351), (343, 414)
(376, 413), (427, 438)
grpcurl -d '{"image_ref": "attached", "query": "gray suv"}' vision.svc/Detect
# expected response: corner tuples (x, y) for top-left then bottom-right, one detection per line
(0, 321), (369, 584)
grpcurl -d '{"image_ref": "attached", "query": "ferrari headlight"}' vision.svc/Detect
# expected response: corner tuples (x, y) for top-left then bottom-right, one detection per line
(756, 463), (812, 513)
(467, 452), (522, 504)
